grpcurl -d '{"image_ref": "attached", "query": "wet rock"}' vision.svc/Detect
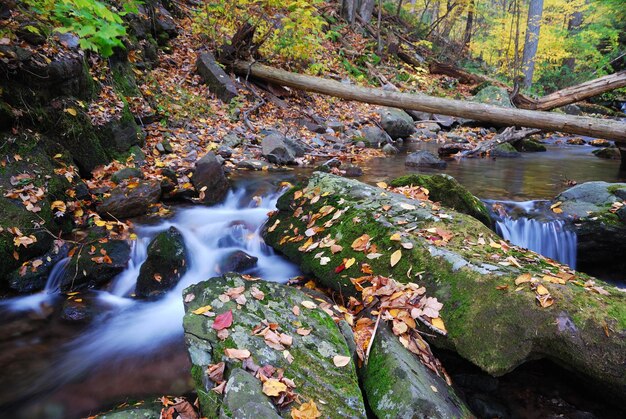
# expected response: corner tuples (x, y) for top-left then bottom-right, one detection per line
(161, 167), (178, 183)
(514, 139), (547, 152)
(473, 86), (513, 108)
(217, 145), (233, 158)
(283, 136), (306, 157)
(355, 141), (366, 149)
(196, 52), (238, 103)
(154, 3), (178, 38)
(344, 164), (363, 177)
(361, 125), (390, 148)
(382, 143), (399, 155)
(326, 119), (345, 132)
(156, 139), (173, 154)
(261, 132), (296, 165)
(491, 143), (520, 158)
(560, 104), (583, 116)
(183, 273), (366, 418)
(390, 174), (491, 226)
(61, 298), (93, 323)
(8, 243), (69, 293)
(60, 240), (130, 291)
(567, 137), (586, 145)
(432, 114), (458, 129)
(220, 368), (280, 419)
(438, 143), (473, 157)
(405, 150), (447, 168)
(592, 147), (620, 160)
(219, 250), (258, 274)
(136, 227), (187, 298)
(444, 132), (467, 143)
(237, 159), (270, 171)
(96, 399), (164, 418)
(362, 323), (472, 418)
(129, 145), (146, 165)
(417, 122), (441, 132)
(97, 180), (162, 219)
(589, 139), (611, 147)
(192, 152), (230, 204)
(264, 173), (626, 401)
(467, 394), (509, 419)
(379, 108), (416, 139)
(222, 132), (243, 148)
(111, 167), (144, 184)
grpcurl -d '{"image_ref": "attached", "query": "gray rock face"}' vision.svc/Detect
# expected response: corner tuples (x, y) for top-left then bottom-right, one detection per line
(405, 150), (447, 168)
(361, 125), (390, 148)
(222, 132), (243, 148)
(220, 369), (280, 419)
(237, 159), (270, 170)
(192, 152), (230, 204)
(382, 143), (399, 155)
(196, 52), (238, 103)
(472, 86), (513, 108)
(261, 132), (296, 165)
(219, 250), (258, 274)
(111, 167), (143, 184)
(97, 180), (162, 219)
(135, 227), (187, 298)
(183, 274), (366, 418)
(362, 323), (471, 418)
(379, 108), (416, 139)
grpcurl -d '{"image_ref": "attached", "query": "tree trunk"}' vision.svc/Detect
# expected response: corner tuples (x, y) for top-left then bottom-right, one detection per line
(341, 0), (360, 24)
(521, 0), (544, 89)
(230, 61), (626, 142)
(359, 0), (376, 22)
(462, 0), (475, 48)
(563, 8), (583, 70)
(513, 70), (626, 111)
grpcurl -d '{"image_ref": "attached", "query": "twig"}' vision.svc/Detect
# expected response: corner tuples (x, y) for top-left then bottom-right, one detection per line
(365, 311), (382, 365)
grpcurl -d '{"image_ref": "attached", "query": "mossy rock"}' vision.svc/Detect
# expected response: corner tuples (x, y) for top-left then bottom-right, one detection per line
(362, 323), (472, 418)
(95, 399), (163, 418)
(182, 273), (367, 418)
(390, 174), (491, 227)
(514, 139), (547, 152)
(492, 142), (520, 157)
(472, 86), (512, 108)
(263, 173), (626, 400)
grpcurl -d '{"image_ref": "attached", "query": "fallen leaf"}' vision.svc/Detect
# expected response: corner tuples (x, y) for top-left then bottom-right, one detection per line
(431, 317), (447, 333)
(376, 182), (388, 189)
(224, 348), (250, 360)
(191, 305), (212, 315)
(212, 310), (233, 331)
(301, 301), (317, 309)
(263, 378), (287, 396)
(333, 355), (351, 367)
(390, 249), (402, 267)
(291, 400), (321, 419)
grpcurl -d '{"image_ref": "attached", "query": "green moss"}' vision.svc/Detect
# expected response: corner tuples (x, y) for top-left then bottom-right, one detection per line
(607, 185), (626, 195)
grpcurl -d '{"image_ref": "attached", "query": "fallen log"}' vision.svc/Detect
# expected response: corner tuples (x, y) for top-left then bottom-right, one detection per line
(513, 70), (626, 111)
(231, 61), (626, 142)
(461, 127), (540, 157)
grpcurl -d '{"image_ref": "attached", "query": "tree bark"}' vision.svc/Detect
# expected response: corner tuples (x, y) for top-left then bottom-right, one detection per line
(230, 60), (626, 142)
(521, 0), (544, 89)
(513, 70), (626, 111)
(359, 0), (376, 22)
(462, 0), (475, 48)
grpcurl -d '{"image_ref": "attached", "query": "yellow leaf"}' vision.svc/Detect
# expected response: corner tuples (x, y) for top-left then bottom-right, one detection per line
(262, 379), (287, 396)
(543, 275), (565, 285)
(536, 284), (550, 295)
(514, 273), (531, 285)
(333, 355), (351, 367)
(344, 257), (355, 269)
(192, 305), (212, 315)
(376, 182), (388, 189)
(64, 107), (77, 116)
(390, 233), (401, 241)
(431, 317), (447, 333)
(301, 300), (317, 309)
(291, 400), (321, 419)
(390, 249), (402, 267)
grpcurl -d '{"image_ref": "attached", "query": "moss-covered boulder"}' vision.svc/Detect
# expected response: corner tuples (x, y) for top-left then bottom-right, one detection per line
(362, 323), (472, 418)
(263, 173), (626, 400)
(472, 86), (512, 108)
(97, 180), (162, 219)
(514, 139), (547, 152)
(556, 181), (626, 277)
(390, 174), (491, 227)
(135, 227), (187, 298)
(491, 142), (520, 158)
(182, 273), (366, 418)
(592, 147), (621, 160)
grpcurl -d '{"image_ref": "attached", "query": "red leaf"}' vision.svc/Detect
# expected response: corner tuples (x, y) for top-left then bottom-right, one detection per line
(335, 263), (346, 273)
(212, 310), (233, 331)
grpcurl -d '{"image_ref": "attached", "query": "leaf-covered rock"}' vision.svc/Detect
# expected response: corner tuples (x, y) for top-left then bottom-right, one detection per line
(182, 273), (367, 418)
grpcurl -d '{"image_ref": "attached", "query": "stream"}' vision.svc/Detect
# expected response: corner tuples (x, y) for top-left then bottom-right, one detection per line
(1, 135), (625, 418)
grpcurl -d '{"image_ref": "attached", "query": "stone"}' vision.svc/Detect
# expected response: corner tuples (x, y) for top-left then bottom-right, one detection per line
(390, 174), (491, 226)
(472, 86), (513, 108)
(514, 139), (547, 152)
(379, 108), (416, 139)
(589, 139), (611, 147)
(196, 52), (238, 103)
(183, 274), (367, 418)
(97, 180), (162, 219)
(157, 139), (173, 154)
(219, 250), (258, 274)
(111, 167), (144, 184)
(382, 143), (399, 155)
(567, 137), (586, 145)
(236, 159), (270, 171)
(96, 400), (164, 418)
(261, 132), (296, 165)
(432, 114), (458, 129)
(344, 164), (363, 177)
(8, 243), (69, 293)
(264, 173), (626, 401)
(560, 104), (583, 116)
(283, 136), (306, 157)
(222, 132), (243, 148)
(362, 323), (472, 418)
(405, 150), (447, 168)
(491, 143), (520, 158)
(217, 145), (233, 158)
(592, 147), (621, 160)
(361, 125), (390, 148)
(417, 122), (441, 132)
(60, 239), (130, 291)
(192, 152), (230, 204)
(326, 119), (345, 132)
(220, 369), (280, 419)
(135, 227), (187, 298)
(61, 298), (93, 323)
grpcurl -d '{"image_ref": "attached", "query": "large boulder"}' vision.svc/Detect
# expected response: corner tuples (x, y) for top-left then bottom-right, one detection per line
(8, 242), (69, 293)
(183, 273), (367, 418)
(218, 250), (258, 274)
(472, 86), (512, 108)
(261, 132), (296, 165)
(135, 227), (187, 298)
(405, 150), (447, 168)
(390, 174), (491, 227)
(196, 52), (238, 103)
(556, 182), (626, 277)
(360, 125), (390, 148)
(263, 173), (626, 400)
(192, 152), (230, 204)
(379, 108), (416, 139)
(362, 323), (472, 418)
(97, 180), (162, 219)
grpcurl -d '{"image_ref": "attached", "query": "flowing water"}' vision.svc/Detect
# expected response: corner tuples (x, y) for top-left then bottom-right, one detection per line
(1, 135), (625, 417)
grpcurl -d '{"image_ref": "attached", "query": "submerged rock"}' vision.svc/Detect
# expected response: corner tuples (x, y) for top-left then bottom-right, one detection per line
(592, 147), (621, 160)
(514, 139), (547, 152)
(362, 323), (471, 418)
(183, 273), (366, 418)
(379, 108), (416, 139)
(219, 250), (258, 274)
(135, 227), (187, 298)
(263, 173), (626, 400)
(405, 150), (447, 168)
(390, 174), (491, 227)
(192, 152), (230, 204)
(491, 142), (520, 158)
(97, 180), (162, 219)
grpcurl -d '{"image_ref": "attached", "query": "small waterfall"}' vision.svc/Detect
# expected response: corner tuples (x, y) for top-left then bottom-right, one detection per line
(43, 257), (70, 294)
(487, 200), (577, 269)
